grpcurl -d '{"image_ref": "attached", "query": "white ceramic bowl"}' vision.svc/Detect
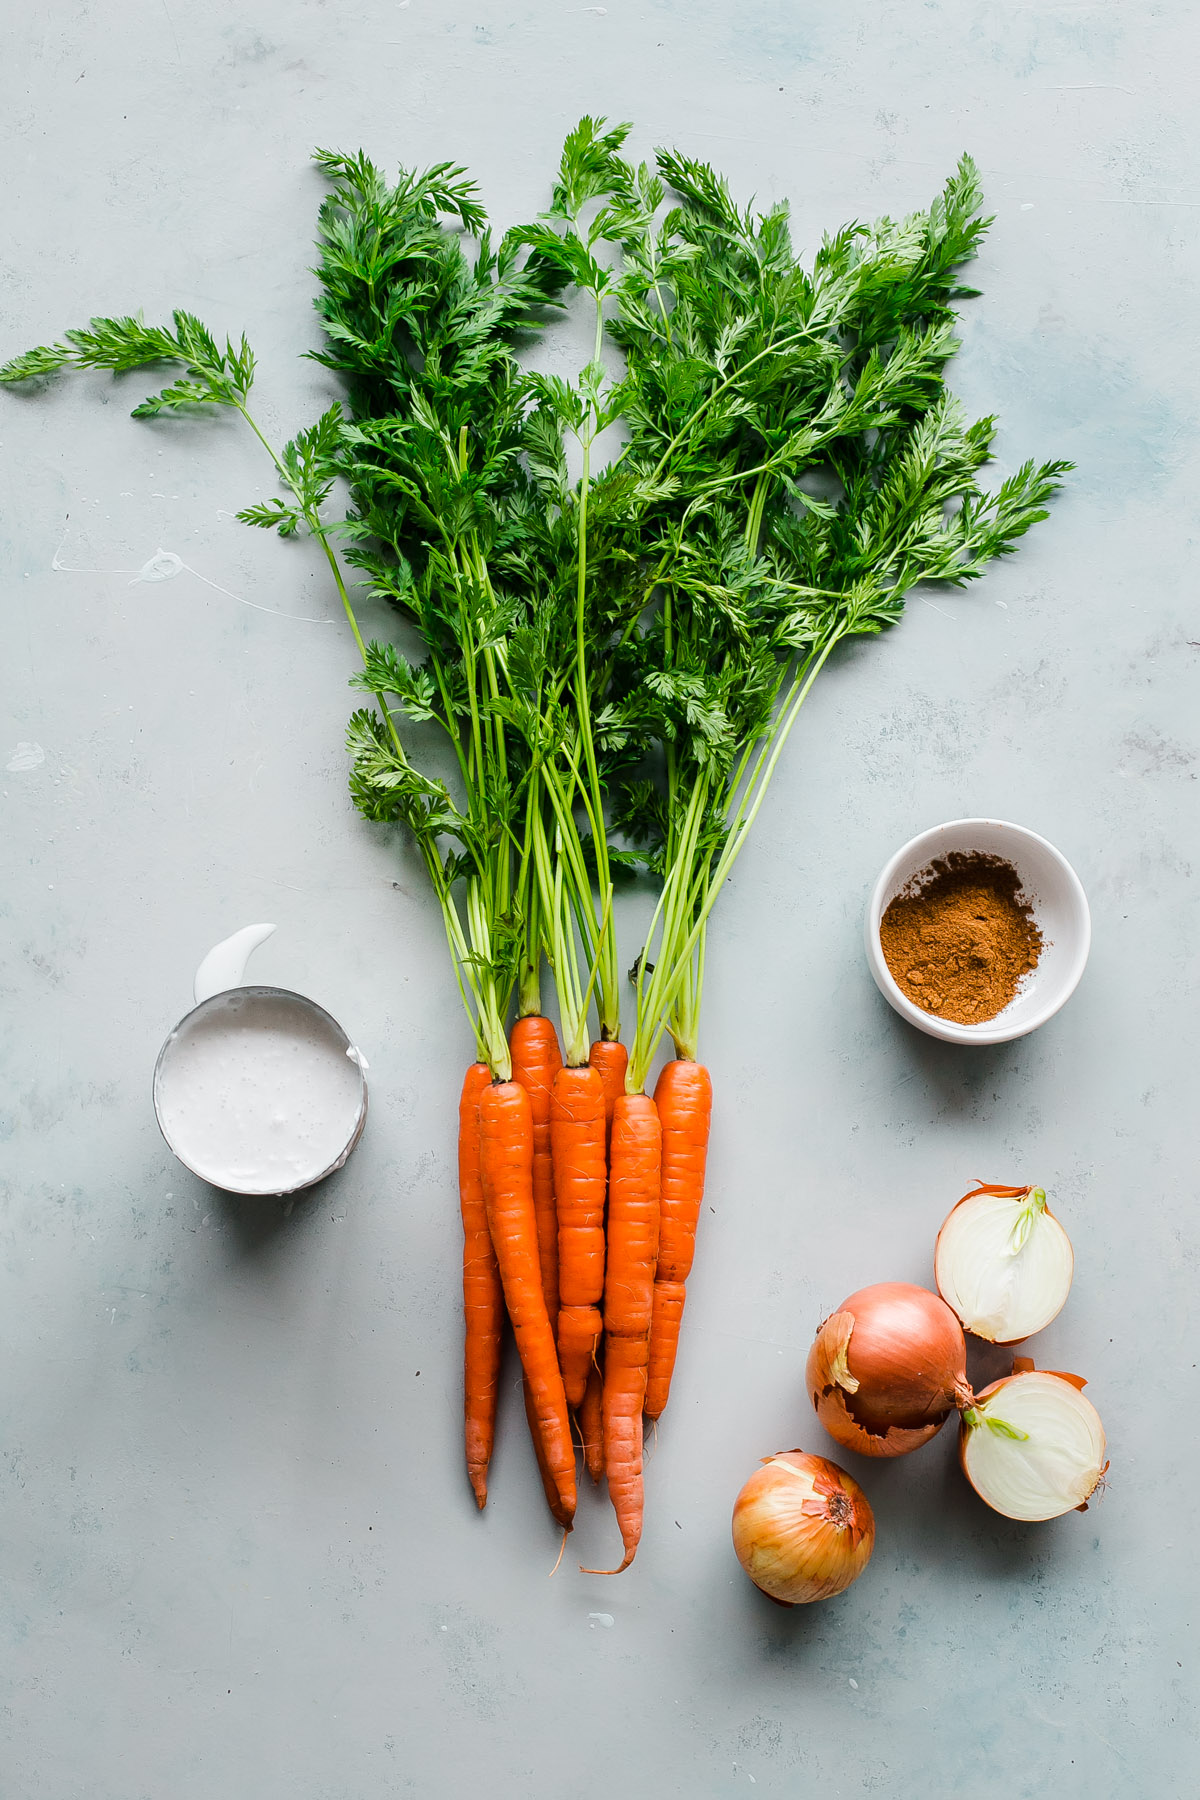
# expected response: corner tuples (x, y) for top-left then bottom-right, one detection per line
(865, 819), (1091, 1045)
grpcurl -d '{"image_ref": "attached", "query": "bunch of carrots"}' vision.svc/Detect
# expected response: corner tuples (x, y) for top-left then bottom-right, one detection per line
(1, 121), (1065, 1571)
(462, 1001), (704, 1568)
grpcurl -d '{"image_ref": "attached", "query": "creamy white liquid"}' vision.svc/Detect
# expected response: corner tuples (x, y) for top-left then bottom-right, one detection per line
(156, 990), (366, 1194)
(193, 922), (277, 1005)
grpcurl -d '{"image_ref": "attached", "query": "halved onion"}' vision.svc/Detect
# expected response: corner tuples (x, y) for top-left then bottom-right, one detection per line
(806, 1282), (971, 1458)
(959, 1361), (1107, 1521)
(732, 1451), (875, 1604)
(935, 1182), (1074, 1344)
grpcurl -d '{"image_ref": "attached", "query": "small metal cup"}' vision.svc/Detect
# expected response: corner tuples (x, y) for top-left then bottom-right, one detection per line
(153, 927), (369, 1197)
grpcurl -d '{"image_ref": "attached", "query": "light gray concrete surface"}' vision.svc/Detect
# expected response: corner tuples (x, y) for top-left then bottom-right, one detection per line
(2, 4), (1196, 1795)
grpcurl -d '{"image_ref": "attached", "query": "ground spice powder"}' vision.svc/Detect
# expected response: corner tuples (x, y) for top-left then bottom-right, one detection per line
(879, 852), (1043, 1025)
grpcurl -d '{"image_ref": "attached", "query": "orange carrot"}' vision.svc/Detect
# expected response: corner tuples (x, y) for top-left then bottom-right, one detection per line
(558, 1304), (602, 1411)
(459, 1061), (502, 1510)
(550, 1063), (607, 1407)
(593, 1091), (661, 1571)
(593, 1335), (652, 1573)
(523, 1376), (572, 1528)
(478, 1079), (576, 1526)
(588, 1038), (628, 1140)
(510, 1013), (564, 1328)
(645, 1058), (713, 1421)
(579, 1351), (605, 1484)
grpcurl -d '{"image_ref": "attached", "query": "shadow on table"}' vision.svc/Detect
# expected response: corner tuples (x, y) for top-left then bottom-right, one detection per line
(871, 990), (1038, 1121)
(208, 1159), (354, 1256)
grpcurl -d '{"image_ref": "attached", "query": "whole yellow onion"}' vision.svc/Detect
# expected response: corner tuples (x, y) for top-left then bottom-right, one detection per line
(732, 1450), (875, 1604)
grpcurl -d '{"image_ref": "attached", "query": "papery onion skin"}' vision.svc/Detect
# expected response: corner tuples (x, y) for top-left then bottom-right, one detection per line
(935, 1182), (1074, 1345)
(811, 1384), (945, 1459)
(806, 1282), (970, 1458)
(732, 1451), (875, 1604)
(958, 1365), (1108, 1522)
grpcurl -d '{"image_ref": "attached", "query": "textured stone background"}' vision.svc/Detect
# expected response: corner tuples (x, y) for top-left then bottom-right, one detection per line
(1, 4), (1196, 1795)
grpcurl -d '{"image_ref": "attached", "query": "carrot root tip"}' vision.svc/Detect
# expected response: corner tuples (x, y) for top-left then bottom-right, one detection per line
(578, 1553), (635, 1576)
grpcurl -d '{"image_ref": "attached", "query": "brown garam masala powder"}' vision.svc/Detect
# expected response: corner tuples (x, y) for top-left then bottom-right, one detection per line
(879, 852), (1043, 1025)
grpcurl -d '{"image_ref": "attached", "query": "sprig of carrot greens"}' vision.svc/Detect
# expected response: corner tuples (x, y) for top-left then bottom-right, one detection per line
(587, 146), (1072, 1090)
(502, 117), (650, 1060)
(305, 147), (581, 1078)
(307, 140), (632, 1072)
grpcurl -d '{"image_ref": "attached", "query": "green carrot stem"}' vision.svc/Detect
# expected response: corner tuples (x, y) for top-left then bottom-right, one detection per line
(242, 399), (515, 1076)
(627, 631), (843, 1091)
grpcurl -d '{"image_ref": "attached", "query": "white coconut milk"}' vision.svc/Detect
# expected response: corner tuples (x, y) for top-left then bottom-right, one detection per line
(155, 989), (366, 1194)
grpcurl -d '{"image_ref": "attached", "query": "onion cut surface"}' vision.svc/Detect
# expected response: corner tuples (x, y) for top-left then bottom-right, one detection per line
(959, 1366), (1107, 1522)
(935, 1183), (1074, 1344)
